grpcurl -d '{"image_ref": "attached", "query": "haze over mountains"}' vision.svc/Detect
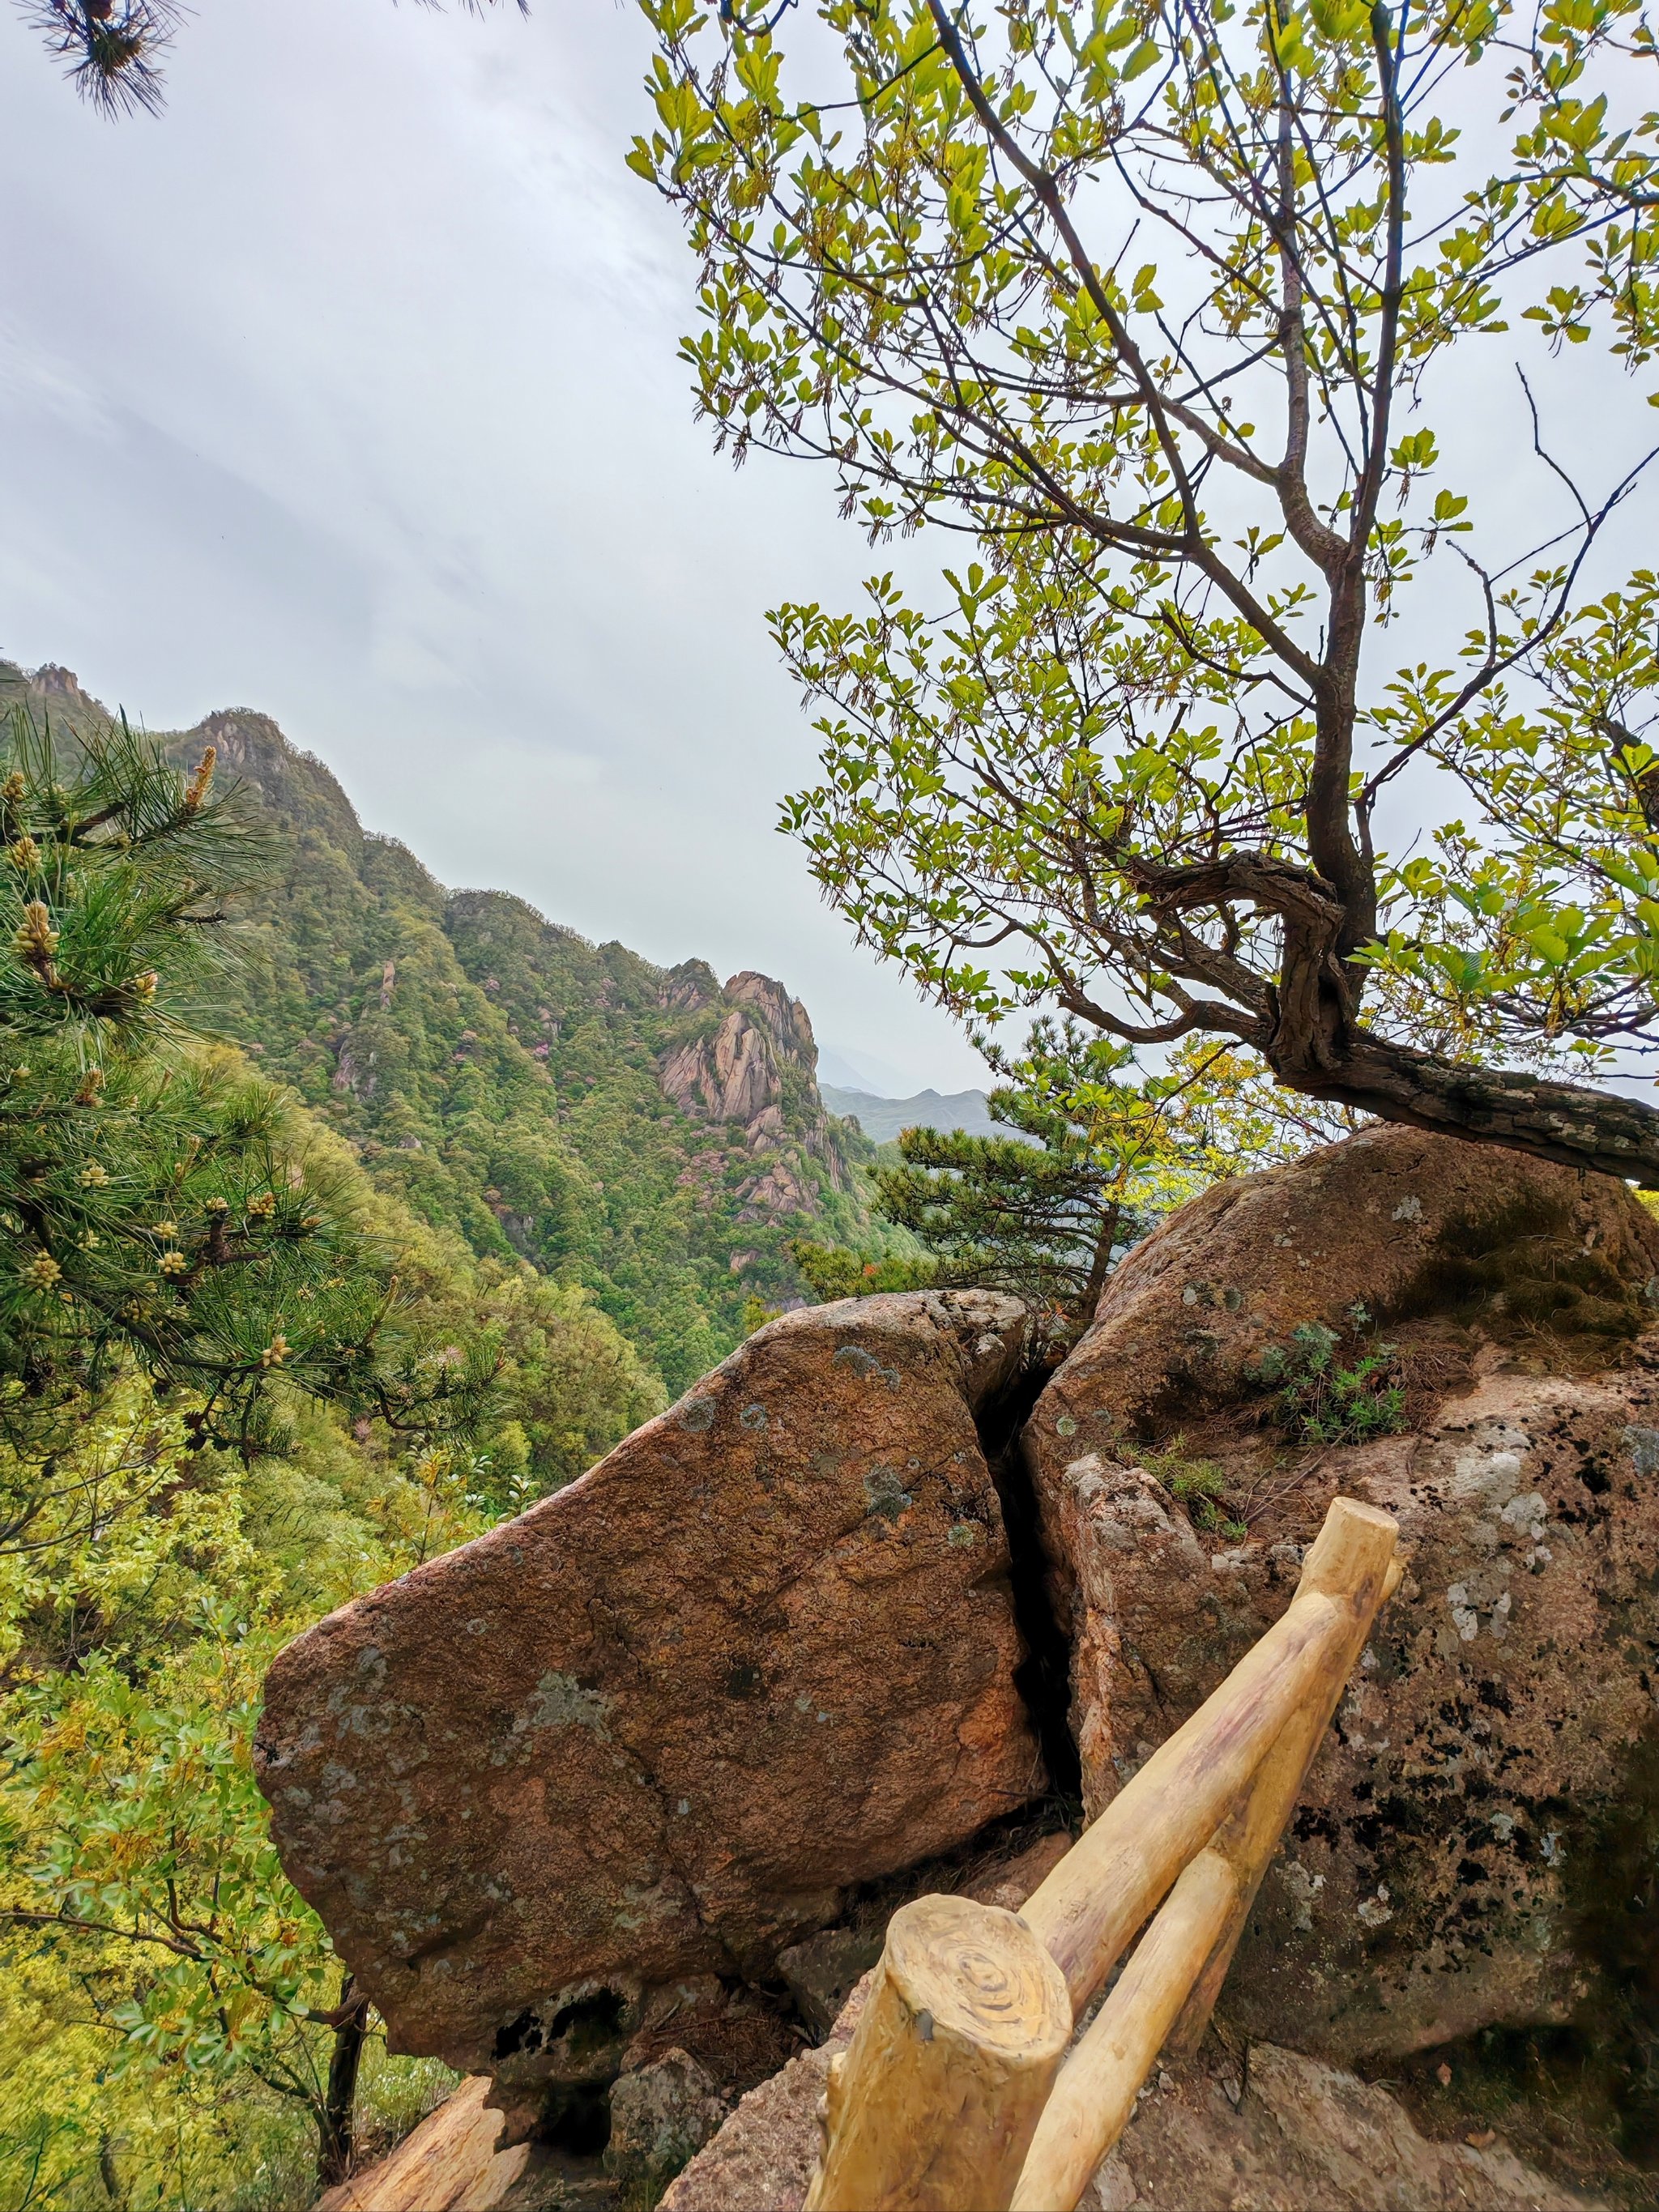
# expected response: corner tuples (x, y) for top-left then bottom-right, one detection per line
(819, 1084), (1008, 1144)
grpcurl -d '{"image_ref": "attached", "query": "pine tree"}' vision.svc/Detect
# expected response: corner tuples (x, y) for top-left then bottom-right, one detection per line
(796, 1024), (1254, 1324)
(0, 704), (495, 1468)
(17, 0), (523, 117)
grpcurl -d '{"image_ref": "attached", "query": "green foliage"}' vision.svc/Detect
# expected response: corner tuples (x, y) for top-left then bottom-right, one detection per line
(1141, 1442), (1247, 1543)
(633, 0), (1659, 1175)
(0, 681), (677, 2207)
(785, 1239), (936, 1302)
(0, 1375), (485, 2210)
(0, 710), (500, 1462)
(792, 1023), (1308, 1321)
(1252, 1311), (1408, 1446)
(7, 686), (870, 1401)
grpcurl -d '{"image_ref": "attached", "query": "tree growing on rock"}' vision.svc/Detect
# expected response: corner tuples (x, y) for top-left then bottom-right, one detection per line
(795, 1024), (1297, 1320)
(630, 0), (1659, 1180)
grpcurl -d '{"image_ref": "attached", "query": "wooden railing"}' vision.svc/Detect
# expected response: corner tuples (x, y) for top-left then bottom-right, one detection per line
(804, 1496), (1401, 2212)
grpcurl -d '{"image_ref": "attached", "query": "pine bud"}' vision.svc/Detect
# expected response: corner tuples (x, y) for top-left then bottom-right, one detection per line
(260, 1332), (290, 1368)
(22, 1251), (62, 1289)
(132, 971), (158, 1002)
(182, 746), (217, 813)
(247, 1192), (277, 1218)
(73, 1069), (105, 1106)
(7, 835), (40, 871)
(79, 1162), (109, 1187)
(0, 772), (23, 808)
(159, 1251), (189, 1276)
(13, 901), (58, 973)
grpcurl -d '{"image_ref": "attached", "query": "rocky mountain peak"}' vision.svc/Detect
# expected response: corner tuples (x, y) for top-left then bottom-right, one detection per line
(656, 970), (851, 1218)
(723, 971), (817, 1071)
(659, 959), (720, 1013)
(30, 663), (100, 714)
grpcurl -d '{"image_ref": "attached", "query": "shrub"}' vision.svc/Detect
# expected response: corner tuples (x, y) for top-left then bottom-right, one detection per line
(1253, 1309), (1406, 1447)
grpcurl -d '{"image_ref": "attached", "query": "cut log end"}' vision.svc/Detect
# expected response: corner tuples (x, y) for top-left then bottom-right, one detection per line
(886, 1894), (1073, 2062)
(806, 1894), (1072, 2212)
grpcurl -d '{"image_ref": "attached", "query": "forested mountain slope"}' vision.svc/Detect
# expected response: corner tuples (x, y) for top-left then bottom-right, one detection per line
(4, 663), (872, 1392)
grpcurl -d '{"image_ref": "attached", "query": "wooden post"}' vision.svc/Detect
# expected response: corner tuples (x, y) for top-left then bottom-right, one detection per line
(1021, 1497), (1398, 2013)
(1166, 1527), (1404, 2057)
(804, 1893), (1073, 2212)
(1009, 1848), (1239, 2212)
(1007, 1498), (1402, 2212)
(804, 1498), (1401, 2212)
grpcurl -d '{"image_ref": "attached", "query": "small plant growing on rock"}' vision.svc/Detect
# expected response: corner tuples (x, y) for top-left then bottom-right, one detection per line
(1254, 1308), (1406, 1447)
(1142, 1441), (1247, 1543)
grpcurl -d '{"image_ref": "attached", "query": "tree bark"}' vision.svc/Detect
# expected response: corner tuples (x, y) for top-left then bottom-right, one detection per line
(317, 1974), (371, 2189)
(1265, 1021), (1659, 1185)
(1076, 1201), (1120, 1325)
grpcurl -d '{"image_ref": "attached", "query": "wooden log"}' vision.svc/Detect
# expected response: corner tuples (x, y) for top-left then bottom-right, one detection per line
(1166, 1535), (1404, 2057)
(1009, 1506), (1401, 2212)
(1009, 1848), (1239, 2212)
(804, 1893), (1073, 2212)
(1021, 1498), (1395, 2011)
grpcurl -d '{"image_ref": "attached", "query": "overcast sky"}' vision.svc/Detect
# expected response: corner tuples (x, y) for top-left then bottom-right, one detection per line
(0, 6), (1650, 1098)
(0, 0), (983, 1094)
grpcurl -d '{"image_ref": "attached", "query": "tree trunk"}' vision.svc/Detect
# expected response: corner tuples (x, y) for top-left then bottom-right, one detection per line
(1075, 1202), (1120, 1325)
(97, 2133), (127, 2210)
(317, 1975), (371, 2189)
(1265, 1021), (1659, 1184)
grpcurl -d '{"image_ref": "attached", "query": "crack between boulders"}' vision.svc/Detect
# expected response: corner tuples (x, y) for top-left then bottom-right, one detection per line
(974, 1359), (1084, 1807)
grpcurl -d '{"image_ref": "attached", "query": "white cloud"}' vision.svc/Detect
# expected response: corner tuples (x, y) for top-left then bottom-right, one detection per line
(0, 0), (989, 1094)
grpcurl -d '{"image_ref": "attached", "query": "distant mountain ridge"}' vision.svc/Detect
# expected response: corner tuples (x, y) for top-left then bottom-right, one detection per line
(2, 661), (875, 1391)
(821, 1083), (1027, 1144)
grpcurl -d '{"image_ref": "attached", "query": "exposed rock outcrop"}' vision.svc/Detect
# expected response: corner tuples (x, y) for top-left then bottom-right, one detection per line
(257, 1292), (1047, 2132)
(1024, 1126), (1659, 2061)
(655, 969), (851, 1214)
(604, 2049), (729, 2201)
(1081, 2040), (1593, 2212)
(1027, 1121), (1659, 1454)
(659, 960), (720, 1013)
(660, 1990), (1585, 2212)
(275, 1121), (1659, 2203)
(659, 1008), (784, 1128)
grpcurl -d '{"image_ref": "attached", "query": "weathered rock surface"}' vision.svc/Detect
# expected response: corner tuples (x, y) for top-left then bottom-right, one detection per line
(1081, 2041), (1596, 2212)
(603, 2048), (728, 2201)
(659, 1830), (1077, 2212)
(1025, 1127), (1659, 2061)
(1029, 1121), (1659, 1451)
(774, 1928), (884, 2039)
(658, 2024), (845, 2212)
(655, 968), (848, 1211)
(660, 1993), (1585, 2212)
(258, 1291), (1045, 2119)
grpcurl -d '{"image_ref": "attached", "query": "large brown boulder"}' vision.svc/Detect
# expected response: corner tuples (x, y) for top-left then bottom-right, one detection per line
(1024, 1127), (1659, 2061)
(1029, 1121), (1659, 1454)
(257, 1291), (1046, 2123)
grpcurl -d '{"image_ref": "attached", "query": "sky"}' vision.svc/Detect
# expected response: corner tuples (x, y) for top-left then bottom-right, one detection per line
(0, 0), (983, 1096)
(0, 6), (1651, 1099)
